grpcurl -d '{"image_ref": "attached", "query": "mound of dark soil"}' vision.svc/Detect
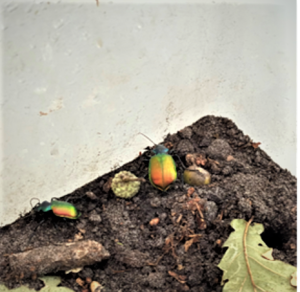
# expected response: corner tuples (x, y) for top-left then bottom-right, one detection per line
(0, 115), (296, 292)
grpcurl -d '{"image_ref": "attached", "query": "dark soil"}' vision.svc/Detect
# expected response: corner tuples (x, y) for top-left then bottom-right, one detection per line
(0, 115), (297, 292)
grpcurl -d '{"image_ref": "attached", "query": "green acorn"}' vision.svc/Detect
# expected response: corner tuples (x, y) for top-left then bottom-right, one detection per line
(183, 165), (211, 186)
(111, 171), (145, 199)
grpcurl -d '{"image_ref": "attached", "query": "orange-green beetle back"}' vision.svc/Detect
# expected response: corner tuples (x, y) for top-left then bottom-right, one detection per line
(149, 145), (177, 191)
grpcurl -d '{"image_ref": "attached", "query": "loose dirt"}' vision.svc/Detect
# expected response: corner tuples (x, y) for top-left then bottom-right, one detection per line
(0, 115), (296, 292)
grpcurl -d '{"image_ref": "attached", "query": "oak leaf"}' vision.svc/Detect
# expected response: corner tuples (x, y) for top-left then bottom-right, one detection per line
(0, 276), (74, 292)
(218, 218), (297, 292)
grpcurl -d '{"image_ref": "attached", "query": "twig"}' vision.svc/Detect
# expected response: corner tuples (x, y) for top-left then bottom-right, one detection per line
(8, 240), (110, 280)
(187, 234), (202, 238)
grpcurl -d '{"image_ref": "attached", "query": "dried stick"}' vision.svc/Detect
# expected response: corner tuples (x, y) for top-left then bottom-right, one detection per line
(8, 240), (110, 280)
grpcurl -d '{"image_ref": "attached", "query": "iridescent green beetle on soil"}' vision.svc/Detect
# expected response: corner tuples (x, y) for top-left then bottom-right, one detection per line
(32, 198), (81, 219)
(140, 133), (177, 191)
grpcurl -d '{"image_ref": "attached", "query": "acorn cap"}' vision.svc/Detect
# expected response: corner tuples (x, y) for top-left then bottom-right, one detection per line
(111, 171), (141, 199)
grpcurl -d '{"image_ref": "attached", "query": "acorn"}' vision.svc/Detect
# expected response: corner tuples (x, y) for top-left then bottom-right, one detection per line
(183, 165), (211, 186)
(111, 171), (145, 199)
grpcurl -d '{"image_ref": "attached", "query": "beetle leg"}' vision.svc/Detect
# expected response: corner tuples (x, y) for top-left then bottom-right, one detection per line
(173, 153), (186, 170)
(180, 172), (184, 190)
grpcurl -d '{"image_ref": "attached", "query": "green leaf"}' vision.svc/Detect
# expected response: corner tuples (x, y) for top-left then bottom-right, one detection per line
(0, 276), (74, 292)
(218, 218), (297, 292)
(38, 277), (74, 292)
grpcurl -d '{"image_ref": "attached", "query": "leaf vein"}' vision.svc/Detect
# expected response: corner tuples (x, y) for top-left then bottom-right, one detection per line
(248, 255), (290, 279)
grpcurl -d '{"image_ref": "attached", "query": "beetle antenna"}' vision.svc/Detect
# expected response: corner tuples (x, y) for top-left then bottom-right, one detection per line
(138, 133), (157, 146)
(30, 197), (40, 208)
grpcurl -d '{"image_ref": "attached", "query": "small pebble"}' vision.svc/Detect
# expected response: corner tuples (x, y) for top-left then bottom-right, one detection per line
(89, 211), (102, 223)
(80, 267), (94, 279)
(207, 139), (233, 161)
(176, 139), (195, 155)
(179, 127), (193, 139)
(159, 213), (167, 221)
(205, 201), (218, 223)
(86, 191), (97, 200)
(150, 197), (161, 207)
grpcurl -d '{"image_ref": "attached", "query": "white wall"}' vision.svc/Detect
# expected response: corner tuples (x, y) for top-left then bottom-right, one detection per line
(0, 0), (296, 226)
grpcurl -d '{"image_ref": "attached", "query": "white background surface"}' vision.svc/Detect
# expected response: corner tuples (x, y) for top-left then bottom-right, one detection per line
(0, 0), (296, 226)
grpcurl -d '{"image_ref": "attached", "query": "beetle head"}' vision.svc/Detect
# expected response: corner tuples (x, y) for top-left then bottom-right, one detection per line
(33, 201), (52, 212)
(152, 144), (169, 154)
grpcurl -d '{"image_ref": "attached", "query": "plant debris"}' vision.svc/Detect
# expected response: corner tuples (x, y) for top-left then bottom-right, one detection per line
(90, 281), (104, 292)
(0, 276), (74, 292)
(218, 218), (297, 292)
(168, 270), (187, 284)
(6, 240), (110, 281)
(111, 171), (144, 199)
(149, 218), (160, 226)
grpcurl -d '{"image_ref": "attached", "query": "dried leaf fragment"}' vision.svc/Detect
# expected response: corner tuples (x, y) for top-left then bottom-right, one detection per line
(176, 214), (183, 223)
(103, 177), (113, 193)
(251, 142), (261, 148)
(178, 264), (184, 270)
(165, 236), (172, 246)
(78, 228), (86, 234)
(164, 141), (174, 149)
(187, 187), (195, 197)
(168, 271), (187, 284)
(91, 281), (104, 292)
(76, 278), (85, 287)
(149, 218), (160, 226)
(185, 153), (207, 166)
(184, 238), (194, 252)
(65, 267), (83, 274)
(86, 191), (97, 200)
(195, 154), (207, 166)
(74, 232), (84, 241)
(226, 155), (235, 162)
(186, 197), (206, 212)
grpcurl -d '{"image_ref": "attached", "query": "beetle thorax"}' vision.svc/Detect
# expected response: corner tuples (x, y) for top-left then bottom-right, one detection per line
(153, 144), (169, 154)
(35, 201), (52, 212)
